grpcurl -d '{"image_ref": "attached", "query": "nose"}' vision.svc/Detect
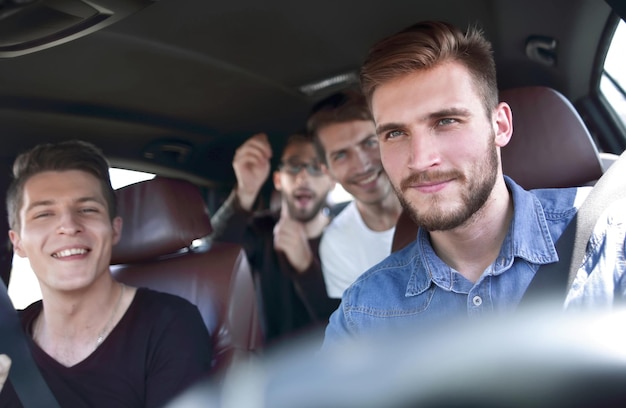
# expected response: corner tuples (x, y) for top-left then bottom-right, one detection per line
(293, 168), (312, 187)
(407, 132), (440, 171)
(57, 211), (83, 235)
(353, 147), (373, 172)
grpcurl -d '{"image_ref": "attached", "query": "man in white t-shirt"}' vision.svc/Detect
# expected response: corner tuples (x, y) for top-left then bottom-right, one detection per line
(307, 90), (403, 298)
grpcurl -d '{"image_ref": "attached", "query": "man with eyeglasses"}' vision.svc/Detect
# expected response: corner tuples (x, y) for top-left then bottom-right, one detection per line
(210, 132), (339, 346)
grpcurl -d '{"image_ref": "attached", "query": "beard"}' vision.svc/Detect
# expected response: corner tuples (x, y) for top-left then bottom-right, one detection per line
(285, 193), (326, 223)
(394, 138), (499, 232)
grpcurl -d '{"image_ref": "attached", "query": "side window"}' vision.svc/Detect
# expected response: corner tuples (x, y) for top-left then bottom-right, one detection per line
(109, 168), (155, 189)
(599, 18), (626, 135)
(8, 168), (155, 309)
(328, 183), (353, 206)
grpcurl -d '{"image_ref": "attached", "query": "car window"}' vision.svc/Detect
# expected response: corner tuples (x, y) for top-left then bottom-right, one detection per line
(599, 19), (626, 135)
(328, 183), (353, 206)
(109, 168), (155, 189)
(7, 168), (155, 309)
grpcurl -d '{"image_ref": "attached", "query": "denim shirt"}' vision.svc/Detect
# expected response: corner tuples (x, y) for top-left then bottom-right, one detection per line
(323, 177), (626, 347)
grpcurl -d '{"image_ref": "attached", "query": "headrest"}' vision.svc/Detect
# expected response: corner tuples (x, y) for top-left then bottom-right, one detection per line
(111, 176), (212, 265)
(500, 86), (603, 189)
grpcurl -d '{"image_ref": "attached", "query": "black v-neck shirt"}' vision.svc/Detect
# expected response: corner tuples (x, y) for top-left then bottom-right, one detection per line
(1, 287), (212, 408)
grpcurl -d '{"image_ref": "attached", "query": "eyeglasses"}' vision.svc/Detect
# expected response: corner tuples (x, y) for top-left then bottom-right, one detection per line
(279, 161), (324, 177)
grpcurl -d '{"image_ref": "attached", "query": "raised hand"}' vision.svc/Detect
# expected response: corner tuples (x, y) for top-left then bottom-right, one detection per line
(233, 133), (273, 211)
(0, 354), (11, 392)
(273, 204), (313, 273)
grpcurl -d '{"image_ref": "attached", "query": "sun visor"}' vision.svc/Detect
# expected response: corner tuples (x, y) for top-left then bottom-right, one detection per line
(0, 0), (155, 58)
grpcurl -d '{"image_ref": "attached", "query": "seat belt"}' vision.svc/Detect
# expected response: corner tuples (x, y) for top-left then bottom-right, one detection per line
(520, 150), (626, 305)
(0, 280), (61, 407)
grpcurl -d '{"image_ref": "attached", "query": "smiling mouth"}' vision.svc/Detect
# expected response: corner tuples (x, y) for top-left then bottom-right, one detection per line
(353, 170), (380, 186)
(52, 248), (88, 258)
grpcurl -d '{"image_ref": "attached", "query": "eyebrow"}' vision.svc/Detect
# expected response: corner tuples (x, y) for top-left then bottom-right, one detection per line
(376, 107), (472, 136)
(331, 132), (376, 151)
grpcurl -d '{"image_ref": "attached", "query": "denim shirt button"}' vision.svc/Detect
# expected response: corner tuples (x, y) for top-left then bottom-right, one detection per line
(472, 296), (483, 306)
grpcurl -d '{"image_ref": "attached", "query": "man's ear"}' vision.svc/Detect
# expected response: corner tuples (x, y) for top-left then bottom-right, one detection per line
(8, 230), (26, 258)
(494, 102), (513, 148)
(111, 216), (123, 245)
(272, 170), (283, 192)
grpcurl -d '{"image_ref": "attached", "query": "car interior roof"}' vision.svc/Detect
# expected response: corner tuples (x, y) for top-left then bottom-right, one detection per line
(0, 0), (617, 187)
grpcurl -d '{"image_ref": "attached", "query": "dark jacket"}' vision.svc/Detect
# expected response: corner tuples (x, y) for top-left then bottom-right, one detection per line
(209, 191), (340, 345)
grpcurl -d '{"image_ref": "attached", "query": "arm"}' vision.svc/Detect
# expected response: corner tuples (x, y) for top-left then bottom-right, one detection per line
(287, 239), (340, 321)
(272, 205), (314, 272)
(209, 189), (254, 244)
(320, 300), (352, 352)
(273, 207), (340, 319)
(210, 133), (273, 243)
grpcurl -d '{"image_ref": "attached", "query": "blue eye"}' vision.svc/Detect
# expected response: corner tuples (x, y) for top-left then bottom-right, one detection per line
(438, 118), (457, 126)
(331, 152), (346, 161)
(385, 130), (405, 140)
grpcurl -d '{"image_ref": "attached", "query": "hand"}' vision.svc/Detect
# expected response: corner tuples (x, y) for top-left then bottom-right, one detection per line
(233, 133), (273, 211)
(0, 354), (11, 392)
(273, 205), (313, 273)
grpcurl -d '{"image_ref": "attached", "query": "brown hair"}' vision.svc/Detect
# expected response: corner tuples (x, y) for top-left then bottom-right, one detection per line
(306, 89), (373, 163)
(279, 133), (320, 164)
(7, 140), (117, 230)
(282, 133), (312, 154)
(360, 21), (498, 118)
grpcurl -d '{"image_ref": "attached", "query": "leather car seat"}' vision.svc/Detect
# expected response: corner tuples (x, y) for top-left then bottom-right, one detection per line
(392, 86), (605, 252)
(110, 176), (263, 374)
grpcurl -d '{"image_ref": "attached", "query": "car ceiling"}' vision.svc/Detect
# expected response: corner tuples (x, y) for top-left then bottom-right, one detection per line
(0, 0), (614, 187)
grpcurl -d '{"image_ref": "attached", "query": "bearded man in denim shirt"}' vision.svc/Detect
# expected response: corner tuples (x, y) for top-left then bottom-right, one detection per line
(323, 20), (626, 347)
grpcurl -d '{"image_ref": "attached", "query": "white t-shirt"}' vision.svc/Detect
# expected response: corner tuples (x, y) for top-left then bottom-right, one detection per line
(320, 201), (395, 298)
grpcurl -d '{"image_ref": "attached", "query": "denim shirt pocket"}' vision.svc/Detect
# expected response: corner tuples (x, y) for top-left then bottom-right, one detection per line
(345, 284), (438, 333)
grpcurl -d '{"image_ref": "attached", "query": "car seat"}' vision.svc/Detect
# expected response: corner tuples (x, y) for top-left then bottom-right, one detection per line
(110, 176), (263, 374)
(392, 86), (605, 252)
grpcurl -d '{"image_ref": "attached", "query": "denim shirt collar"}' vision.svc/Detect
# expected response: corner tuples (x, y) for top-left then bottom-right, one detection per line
(406, 176), (559, 296)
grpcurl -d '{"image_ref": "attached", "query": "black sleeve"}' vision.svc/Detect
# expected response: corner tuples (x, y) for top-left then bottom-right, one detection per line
(208, 189), (254, 244)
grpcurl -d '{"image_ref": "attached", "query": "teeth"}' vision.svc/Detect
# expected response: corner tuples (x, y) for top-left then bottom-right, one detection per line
(53, 248), (87, 258)
(358, 173), (378, 185)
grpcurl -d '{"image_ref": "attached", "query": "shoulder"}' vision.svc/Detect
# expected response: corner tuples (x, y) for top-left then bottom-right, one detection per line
(18, 299), (42, 314)
(507, 176), (588, 218)
(18, 299), (43, 328)
(328, 200), (351, 218)
(133, 287), (203, 318)
(507, 177), (586, 232)
(342, 242), (418, 303)
(528, 187), (589, 239)
(320, 204), (356, 253)
(324, 202), (358, 233)
(129, 288), (210, 344)
(530, 186), (588, 210)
